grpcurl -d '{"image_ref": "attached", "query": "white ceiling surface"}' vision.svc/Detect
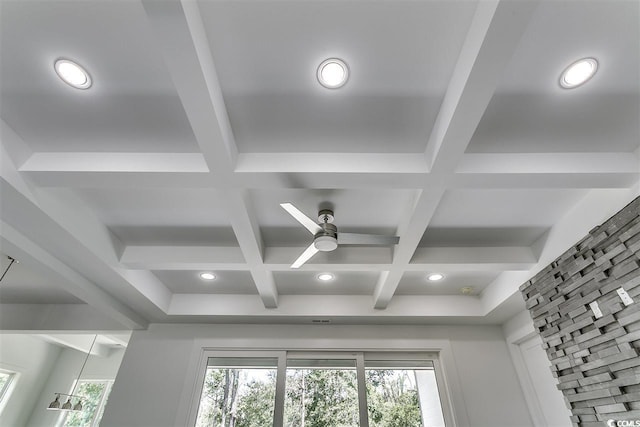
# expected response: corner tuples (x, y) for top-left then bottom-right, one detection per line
(0, 254), (83, 304)
(1, 0), (639, 331)
(0, 0), (198, 153)
(469, 1), (640, 153)
(200, 1), (477, 153)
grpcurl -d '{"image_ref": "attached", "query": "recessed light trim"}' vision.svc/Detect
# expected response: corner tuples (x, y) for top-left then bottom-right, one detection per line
(560, 57), (598, 89)
(199, 272), (216, 281)
(427, 273), (444, 282)
(317, 58), (349, 89)
(317, 273), (334, 282)
(54, 59), (92, 89)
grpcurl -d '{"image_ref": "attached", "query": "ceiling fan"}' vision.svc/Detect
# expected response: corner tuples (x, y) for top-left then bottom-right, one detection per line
(280, 203), (400, 268)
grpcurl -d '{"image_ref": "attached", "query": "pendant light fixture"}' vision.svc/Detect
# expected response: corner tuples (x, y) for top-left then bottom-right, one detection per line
(47, 335), (98, 411)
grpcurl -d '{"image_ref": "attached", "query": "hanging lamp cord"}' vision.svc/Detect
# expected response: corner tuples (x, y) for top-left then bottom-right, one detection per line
(0, 256), (17, 283)
(71, 335), (98, 396)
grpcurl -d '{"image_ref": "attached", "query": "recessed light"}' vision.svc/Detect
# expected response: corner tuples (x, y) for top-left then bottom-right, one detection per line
(54, 59), (92, 89)
(560, 57), (598, 89)
(317, 273), (334, 282)
(199, 272), (216, 281)
(317, 58), (349, 89)
(427, 273), (444, 282)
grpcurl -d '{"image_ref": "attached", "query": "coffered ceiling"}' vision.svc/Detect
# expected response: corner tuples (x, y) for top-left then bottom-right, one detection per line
(1, 0), (638, 331)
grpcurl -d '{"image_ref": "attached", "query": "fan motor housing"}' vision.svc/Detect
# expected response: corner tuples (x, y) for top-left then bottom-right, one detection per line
(314, 223), (338, 251)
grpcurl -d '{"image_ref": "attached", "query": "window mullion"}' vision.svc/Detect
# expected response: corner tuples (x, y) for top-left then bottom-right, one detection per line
(355, 353), (369, 427)
(273, 352), (287, 427)
(91, 381), (110, 427)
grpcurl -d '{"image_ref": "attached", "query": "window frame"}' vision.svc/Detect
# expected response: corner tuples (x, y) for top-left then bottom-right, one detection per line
(57, 379), (114, 427)
(0, 368), (17, 414)
(189, 350), (452, 427)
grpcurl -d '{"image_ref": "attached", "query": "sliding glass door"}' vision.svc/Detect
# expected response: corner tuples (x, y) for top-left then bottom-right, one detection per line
(193, 352), (448, 427)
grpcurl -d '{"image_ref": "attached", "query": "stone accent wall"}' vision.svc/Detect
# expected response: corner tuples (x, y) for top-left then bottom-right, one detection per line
(520, 197), (640, 426)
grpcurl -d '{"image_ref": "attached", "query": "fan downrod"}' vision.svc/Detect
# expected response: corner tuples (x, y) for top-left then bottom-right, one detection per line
(318, 209), (334, 224)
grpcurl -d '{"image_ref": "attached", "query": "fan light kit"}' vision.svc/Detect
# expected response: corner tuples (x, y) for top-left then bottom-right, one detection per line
(54, 59), (92, 89)
(560, 57), (598, 89)
(199, 272), (216, 281)
(317, 58), (349, 89)
(427, 273), (444, 282)
(280, 203), (399, 269)
(317, 273), (334, 282)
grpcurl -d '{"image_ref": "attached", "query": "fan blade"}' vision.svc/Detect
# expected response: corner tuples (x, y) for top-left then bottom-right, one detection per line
(337, 233), (400, 245)
(291, 244), (319, 269)
(280, 203), (322, 235)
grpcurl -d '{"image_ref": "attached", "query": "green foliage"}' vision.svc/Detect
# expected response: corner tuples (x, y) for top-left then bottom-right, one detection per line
(196, 366), (425, 427)
(235, 374), (276, 427)
(285, 369), (359, 427)
(63, 382), (108, 427)
(195, 368), (276, 427)
(367, 370), (423, 427)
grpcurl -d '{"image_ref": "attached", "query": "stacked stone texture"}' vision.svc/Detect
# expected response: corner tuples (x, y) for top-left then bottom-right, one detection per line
(521, 196), (640, 427)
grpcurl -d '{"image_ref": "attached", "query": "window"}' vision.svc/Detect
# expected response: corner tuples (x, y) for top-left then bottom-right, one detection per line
(285, 358), (360, 426)
(60, 380), (113, 427)
(193, 352), (449, 427)
(195, 357), (278, 427)
(0, 369), (17, 408)
(365, 360), (445, 427)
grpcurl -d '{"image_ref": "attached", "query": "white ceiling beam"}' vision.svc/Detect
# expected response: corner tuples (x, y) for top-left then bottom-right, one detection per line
(20, 152), (208, 173)
(23, 166), (637, 191)
(121, 246), (245, 270)
(1, 223), (148, 330)
(1, 121), (38, 205)
(223, 190), (278, 308)
(1, 119), (32, 168)
(373, 189), (445, 308)
(23, 171), (218, 189)
(424, 0), (540, 173)
(411, 246), (536, 271)
(118, 245), (533, 272)
(34, 188), (173, 314)
(141, 0), (237, 172)
(0, 304), (134, 332)
(452, 172), (639, 189)
(458, 152), (639, 174)
(36, 334), (111, 357)
(373, 0), (539, 309)
(264, 247), (393, 268)
(100, 333), (131, 348)
(24, 170), (427, 190)
(236, 153), (430, 174)
(455, 152), (639, 189)
(1, 176), (170, 320)
(169, 294), (484, 318)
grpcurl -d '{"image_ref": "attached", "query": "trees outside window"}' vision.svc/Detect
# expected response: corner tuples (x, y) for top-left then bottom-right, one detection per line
(285, 360), (360, 427)
(194, 353), (448, 427)
(195, 358), (277, 427)
(60, 380), (113, 427)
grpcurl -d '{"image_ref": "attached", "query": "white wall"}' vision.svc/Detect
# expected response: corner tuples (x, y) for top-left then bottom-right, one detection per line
(503, 311), (572, 427)
(101, 323), (533, 427)
(0, 335), (61, 427)
(26, 346), (125, 427)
